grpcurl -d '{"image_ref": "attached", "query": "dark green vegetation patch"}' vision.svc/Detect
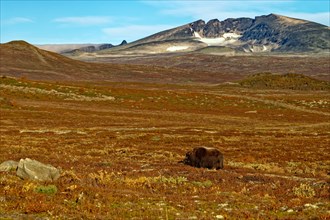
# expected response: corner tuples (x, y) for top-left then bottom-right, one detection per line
(240, 73), (330, 90)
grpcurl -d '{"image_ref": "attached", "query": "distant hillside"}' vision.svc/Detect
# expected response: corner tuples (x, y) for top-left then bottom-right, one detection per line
(36, 44), (97, 53)
(37, 40), (127, 54)
(239, 73), (330, 90)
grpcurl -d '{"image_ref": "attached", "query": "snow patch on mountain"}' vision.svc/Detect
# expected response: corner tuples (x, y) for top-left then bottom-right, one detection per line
(193, 32), (241, 46)
(166, 46), (189, 52)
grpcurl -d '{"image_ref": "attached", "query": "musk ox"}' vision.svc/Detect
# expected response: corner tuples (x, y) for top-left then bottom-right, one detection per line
(181, 146), (224, 170)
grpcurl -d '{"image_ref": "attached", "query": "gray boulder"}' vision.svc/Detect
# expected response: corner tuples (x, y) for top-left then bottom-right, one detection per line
(0, 160), (18, 172)
(16, 158), (60, 181)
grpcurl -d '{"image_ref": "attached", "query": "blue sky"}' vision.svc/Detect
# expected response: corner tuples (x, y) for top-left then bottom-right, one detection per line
(1, 0), (329, 44)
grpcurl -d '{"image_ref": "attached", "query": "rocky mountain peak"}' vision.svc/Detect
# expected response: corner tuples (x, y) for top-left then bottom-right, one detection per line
(203, 19), (222, 37)
(119, 40), (127, 46)
(189, 19), (206, 33)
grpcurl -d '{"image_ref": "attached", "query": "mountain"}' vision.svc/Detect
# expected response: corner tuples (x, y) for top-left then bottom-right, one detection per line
(97, 14), (329, 55)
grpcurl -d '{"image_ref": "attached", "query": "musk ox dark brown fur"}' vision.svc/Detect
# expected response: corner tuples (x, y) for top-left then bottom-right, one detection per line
(181, 146), (224, 169)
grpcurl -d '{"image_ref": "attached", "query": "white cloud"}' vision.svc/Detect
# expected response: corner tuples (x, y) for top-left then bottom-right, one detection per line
(2, 17), (33, 25)
(102, 24), (176, 43)
(53, 16), (112, 25)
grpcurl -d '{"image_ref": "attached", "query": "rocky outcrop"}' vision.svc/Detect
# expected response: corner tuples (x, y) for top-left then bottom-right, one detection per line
(119, 40), (127, 46)
(190, 19), (206, 34)
(239, 14), (329, 52)
(0, 160), (18, 172)
(203, 18), (254, 37)
(203, 19), (222, 37)
(16, 158), (60, 181)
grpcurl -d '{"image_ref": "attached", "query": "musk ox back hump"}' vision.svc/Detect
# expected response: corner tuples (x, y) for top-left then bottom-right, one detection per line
(183, 146), (224, 170)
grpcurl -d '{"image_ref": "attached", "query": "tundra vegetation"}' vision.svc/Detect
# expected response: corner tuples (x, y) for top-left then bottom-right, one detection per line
(0, 76), (329, 219)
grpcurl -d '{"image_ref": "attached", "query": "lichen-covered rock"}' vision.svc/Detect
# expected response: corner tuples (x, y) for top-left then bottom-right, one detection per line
(16, 158), (60, 181)
(0, 160), (18, 172)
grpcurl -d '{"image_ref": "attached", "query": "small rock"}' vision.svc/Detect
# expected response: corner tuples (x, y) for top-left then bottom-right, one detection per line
(287, 209), (294, 213)
(237, 175), (243, 179)
(218, 203), (228, 208)
(216, 215), (224, 219)
(245, 110), (257, 114)
(280, 206), (288, 211)
(16, 158), (60, 181)
(0, 160), (18, 172)
(304, 203), (318, 209)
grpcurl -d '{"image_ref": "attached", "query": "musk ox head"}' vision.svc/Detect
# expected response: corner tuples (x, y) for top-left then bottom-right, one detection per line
(181, 146), (224, 170)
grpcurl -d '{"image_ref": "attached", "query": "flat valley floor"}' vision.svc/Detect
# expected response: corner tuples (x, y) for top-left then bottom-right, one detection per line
(0, 77), (329, 219)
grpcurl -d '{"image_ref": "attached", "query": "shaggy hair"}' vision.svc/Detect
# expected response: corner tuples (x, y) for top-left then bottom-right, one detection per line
(181, 146), (224, 170)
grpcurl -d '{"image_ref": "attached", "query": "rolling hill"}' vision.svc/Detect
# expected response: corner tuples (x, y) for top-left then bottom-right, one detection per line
(0, 40), (99, 81)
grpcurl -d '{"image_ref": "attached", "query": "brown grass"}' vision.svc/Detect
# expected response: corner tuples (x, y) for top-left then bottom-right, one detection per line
(1, 76), (329, 219)
(83, 53), (330, 82)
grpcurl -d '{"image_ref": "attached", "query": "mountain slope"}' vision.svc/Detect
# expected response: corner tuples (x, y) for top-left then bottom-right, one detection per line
(1, 41), (85, 69)
(239, 14), (330, 52)
(99, 14), (329, 54)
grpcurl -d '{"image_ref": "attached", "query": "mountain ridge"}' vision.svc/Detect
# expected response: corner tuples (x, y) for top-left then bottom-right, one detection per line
(96, 13), (329, 55)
